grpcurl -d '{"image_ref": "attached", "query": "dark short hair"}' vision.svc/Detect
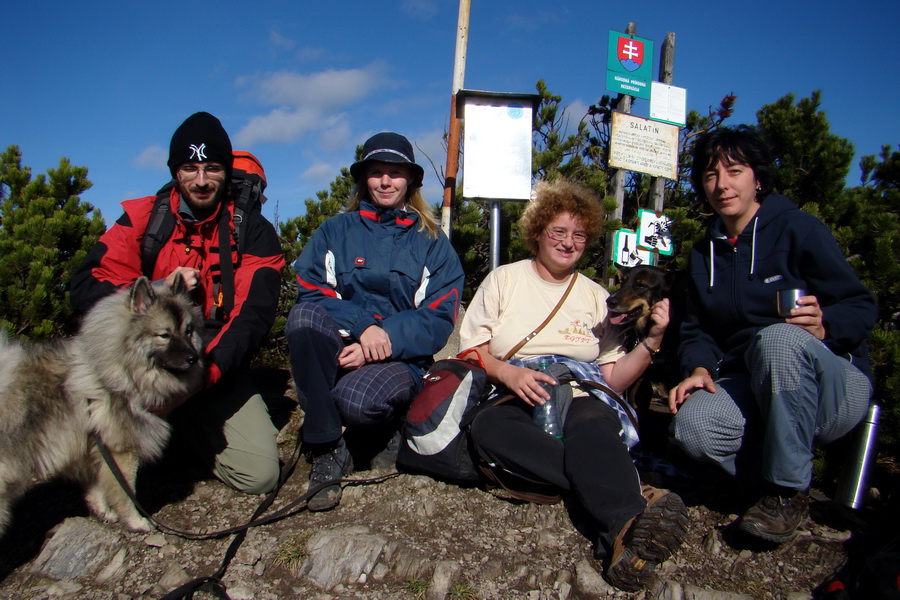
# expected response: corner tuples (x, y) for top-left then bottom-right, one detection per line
(690, 126), (773, 197)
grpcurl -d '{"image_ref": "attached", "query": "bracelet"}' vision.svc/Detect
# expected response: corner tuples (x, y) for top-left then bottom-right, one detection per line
(640, 339), (660, 355)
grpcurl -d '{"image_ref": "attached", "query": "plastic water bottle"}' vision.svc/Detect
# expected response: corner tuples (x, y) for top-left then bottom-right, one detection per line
(532, 361), (563, 439)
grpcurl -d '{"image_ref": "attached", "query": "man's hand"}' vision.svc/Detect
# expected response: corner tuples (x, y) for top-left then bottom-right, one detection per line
(166, 266), (201, 291)
(668, 367), (716, 414)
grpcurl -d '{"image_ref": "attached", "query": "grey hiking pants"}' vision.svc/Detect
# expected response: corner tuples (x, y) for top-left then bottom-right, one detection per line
(671, 324), (871, 490)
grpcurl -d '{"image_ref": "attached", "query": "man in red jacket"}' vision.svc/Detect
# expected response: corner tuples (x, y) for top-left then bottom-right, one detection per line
(70, 112), (286, 494)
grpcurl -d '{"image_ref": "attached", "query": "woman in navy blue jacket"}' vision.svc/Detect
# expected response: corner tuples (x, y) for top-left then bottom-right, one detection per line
(287, 132), (464, 511)
(669, 127), (877, 543)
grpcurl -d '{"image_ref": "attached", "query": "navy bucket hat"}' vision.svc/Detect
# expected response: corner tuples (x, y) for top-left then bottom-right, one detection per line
(349, 132), (425, 186)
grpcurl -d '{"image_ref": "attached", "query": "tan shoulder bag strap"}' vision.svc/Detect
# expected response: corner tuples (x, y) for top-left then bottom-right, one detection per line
(501, 272), (578, 362)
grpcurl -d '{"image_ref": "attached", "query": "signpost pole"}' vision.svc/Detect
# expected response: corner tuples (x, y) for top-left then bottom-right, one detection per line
(650, 32), (675, 212)
(441, 0), (471, 240)
(605, 22), (636, 284)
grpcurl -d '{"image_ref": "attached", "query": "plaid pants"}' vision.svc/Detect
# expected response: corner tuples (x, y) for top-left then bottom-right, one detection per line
(285, 302), (417, 445)
(671, 324), (871, 490)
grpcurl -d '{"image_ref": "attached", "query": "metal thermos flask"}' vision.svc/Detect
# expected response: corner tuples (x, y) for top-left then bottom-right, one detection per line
(835, 403), (880, 509)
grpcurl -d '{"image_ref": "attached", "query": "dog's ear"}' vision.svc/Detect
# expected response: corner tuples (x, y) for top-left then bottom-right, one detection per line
(616, 266), (631, 284)
(130, 276), (157, 314)
(169, 271), (186, 296)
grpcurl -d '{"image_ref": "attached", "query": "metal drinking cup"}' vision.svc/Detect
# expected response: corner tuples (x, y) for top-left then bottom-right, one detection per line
(776, 288), (806, 317)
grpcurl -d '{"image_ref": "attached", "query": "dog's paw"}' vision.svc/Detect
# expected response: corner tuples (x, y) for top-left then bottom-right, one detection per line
(85, 491), (119, 523)
(123, 514), (154, 533)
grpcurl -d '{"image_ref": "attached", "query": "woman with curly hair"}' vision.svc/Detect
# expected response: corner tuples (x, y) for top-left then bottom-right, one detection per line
(459, 178), (687, 591)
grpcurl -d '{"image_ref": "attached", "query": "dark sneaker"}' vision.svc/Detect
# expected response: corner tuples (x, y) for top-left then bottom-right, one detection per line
(605, 485), (689, 592)
(306, 437), (352, 512)
(739, 491), (809, 543)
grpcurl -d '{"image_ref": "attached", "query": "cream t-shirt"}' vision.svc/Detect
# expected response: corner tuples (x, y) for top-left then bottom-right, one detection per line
(460, 259), (626, 364)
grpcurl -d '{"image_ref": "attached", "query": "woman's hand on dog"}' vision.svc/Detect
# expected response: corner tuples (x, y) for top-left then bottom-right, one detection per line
(646, 298), (670, 345)
(668, 367), (717, 415)
(785, 295), (826, 340)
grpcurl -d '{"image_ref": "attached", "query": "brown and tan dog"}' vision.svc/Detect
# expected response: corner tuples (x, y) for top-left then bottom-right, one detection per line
(606, 265), (673, 341)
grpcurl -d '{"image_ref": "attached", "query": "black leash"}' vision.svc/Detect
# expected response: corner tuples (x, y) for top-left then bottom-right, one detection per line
(90, 431), (399, 599)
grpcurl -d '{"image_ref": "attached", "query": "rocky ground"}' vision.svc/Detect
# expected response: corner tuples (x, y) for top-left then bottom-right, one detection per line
(0, 367), (897, 600)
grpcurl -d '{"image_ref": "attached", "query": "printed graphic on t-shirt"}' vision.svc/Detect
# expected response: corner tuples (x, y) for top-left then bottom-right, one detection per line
(559, 319), (595, 344)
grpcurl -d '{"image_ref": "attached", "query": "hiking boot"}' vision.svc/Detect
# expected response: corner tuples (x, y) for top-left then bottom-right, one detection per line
(370, 430), (402, 471)
(739, 491), (809, 543)
(605, 485), (689, 592)
(306, 437), (352, 512)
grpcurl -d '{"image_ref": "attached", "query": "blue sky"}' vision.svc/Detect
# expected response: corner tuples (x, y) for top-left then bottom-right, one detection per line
(3, 0), (898, 226)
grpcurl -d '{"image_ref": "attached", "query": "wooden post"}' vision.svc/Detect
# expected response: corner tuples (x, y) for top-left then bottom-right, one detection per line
(649, 32), (675, 213)
(441, 0), (470, 239)
(604, 22), (636, 283)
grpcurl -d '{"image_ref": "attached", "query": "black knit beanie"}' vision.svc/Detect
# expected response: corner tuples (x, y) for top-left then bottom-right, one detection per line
(167, 112), (233, 177)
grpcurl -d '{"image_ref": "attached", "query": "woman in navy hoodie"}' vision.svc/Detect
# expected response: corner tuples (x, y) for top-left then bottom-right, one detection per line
(668, 127), (877, 543)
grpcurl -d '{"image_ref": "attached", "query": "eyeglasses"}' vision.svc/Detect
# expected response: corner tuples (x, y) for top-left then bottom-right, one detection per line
(178, 163), (226, 180)
(545, 227), (588, 244)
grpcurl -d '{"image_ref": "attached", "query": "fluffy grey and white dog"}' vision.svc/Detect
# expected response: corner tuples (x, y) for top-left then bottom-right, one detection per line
(0, 275), (205, 535)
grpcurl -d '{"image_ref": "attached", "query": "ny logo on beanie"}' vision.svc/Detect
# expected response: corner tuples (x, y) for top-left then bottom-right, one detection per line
(189, 144), (207, 161)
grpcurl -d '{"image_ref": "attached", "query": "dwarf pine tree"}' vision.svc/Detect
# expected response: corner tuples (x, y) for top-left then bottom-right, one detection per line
(0, 145), (105, 339)
(259, 164), (354, 366)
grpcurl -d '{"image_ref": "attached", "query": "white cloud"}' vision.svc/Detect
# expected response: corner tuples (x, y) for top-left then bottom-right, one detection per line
(295, 46), (327, 62)
(401, 0), (438, 19)
(252, 65), (386, 107)
(234, 65), (390, 146)
(236, 107), (342, 146)
(318, 120), (353, 152)
(269, 31), (294, 51)
(302, 161), (339, 182)
(133, 145), (168, 170)
(566, 99), (590, 127)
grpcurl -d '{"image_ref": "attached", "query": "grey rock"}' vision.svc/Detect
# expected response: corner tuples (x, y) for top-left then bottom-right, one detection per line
(428, 560), (462, 600)
(94, 548), (129, 585)
(157, 561), (191, 590)
(228, 584), (255, 600)
(299, 526), (387, 591)
(46, 579), (83, 596)
(31, 518), (125, 580)
(650, 579), (685, 600)
(574, 558), (613, 596)
(683, 584), (755, 599)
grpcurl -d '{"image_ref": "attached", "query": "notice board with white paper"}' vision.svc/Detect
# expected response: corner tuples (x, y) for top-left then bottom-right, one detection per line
(461, 93), (536, 200)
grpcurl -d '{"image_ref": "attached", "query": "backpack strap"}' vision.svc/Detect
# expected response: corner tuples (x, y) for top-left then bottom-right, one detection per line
(230, 169), (266, 256)
(140, 181), (177, 278)
(210, 170), (264, 322)
(213, 202), (236, 322)
(501, 272), (578, 361)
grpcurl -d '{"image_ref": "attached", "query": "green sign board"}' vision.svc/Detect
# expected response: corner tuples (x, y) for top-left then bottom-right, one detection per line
(606, 31), (654, 100)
